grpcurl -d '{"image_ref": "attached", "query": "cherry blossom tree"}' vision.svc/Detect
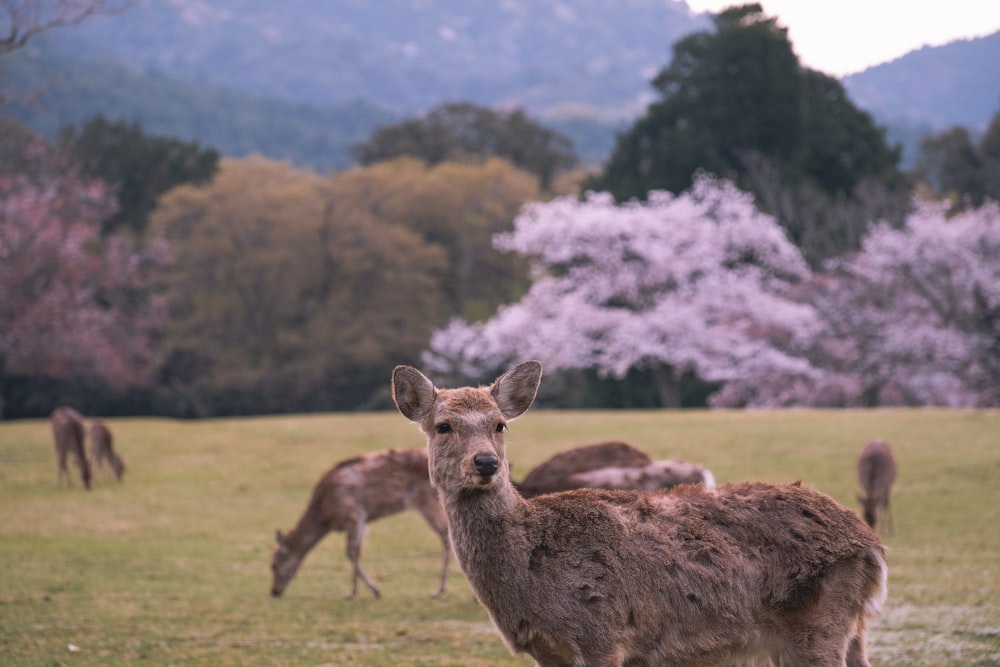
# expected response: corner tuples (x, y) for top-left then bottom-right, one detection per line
(711, 199), (1000, 407)
(0, 136), (169, 413)
(424, 176), (820, 407)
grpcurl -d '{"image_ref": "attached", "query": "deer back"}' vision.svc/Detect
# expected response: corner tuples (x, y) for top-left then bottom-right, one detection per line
(515, 441), (653, 497)
(307, 448), (436, 529)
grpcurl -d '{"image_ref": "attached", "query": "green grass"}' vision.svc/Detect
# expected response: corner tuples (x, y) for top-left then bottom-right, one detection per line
(1, 408), (998, 666)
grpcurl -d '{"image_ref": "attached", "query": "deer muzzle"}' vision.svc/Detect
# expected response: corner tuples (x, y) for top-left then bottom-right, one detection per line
(474, 454), (500, 477)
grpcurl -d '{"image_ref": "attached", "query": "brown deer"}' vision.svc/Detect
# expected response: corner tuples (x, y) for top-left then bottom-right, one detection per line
(562, 458), (716, 492)
(89, 420), (125, 482)
(393, 360), (887, 667)
(857, 439), (897, 534)
(514, 440), (653, 498)
(271, 448), (451, 600)
(50, 407), (91, 490)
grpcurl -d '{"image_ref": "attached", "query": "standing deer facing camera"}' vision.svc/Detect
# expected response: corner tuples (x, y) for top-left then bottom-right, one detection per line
(50, 407), (91, 490)
(393, 360), (888, 667)
(857, 440), (897, 534)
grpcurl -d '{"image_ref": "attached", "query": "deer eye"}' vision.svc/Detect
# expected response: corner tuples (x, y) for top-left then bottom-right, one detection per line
(496, 422), (507, 433)
(435, 423), (452, 434)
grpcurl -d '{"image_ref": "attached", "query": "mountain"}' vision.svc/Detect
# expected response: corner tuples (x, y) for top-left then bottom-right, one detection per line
(843, 31), (1000, 135)
(31, 0), (709, 119)
(4, 1), (997, 171)
(3, 45), (394, 172)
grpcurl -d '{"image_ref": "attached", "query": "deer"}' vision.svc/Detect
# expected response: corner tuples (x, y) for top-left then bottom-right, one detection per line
(514, 440), (653, 498)
(50, 407), (92, 490)
(857, 439), (897, 534)
(271, 448), (451, 600)
(562, 458), (716, 492)
(89, 420), (126, 482)
(393, 360), (888, 667)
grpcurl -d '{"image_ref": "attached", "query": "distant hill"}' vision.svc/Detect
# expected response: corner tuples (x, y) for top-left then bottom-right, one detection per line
(3, 1), (997, 171)
(844, 31), (1000, 134)
(2, 45), (394, 173)
(31, 0), (708, 119)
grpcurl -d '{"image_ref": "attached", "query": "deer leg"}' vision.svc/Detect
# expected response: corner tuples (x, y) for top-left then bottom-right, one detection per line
(417, 503), (451, 597)
(846, 629), (871, 667)
(345, 519), (380, 599)
(57, 449), (69, 486)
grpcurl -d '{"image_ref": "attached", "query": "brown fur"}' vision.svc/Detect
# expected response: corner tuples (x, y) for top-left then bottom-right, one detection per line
(563, 458), (715, 492)
(271, 448), (451, 599)
(50, 407), (91, 490)
(393, 361), (887, 667)
(89, 420), (125, 481)
(515, 441), (653, 498)
(857, 440), (897, 534)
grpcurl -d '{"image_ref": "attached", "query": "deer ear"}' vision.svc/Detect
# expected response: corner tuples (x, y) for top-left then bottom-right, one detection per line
(275, 530), (287, 547)
(392, 365), (437, 422)
(492, 360), (542, 420)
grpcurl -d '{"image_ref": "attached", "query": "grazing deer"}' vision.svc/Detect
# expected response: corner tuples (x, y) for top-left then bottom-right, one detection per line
(515, 440), (653, 498)
(50, 407), (91, 490)
(271, 448), (451, 600)
(393, 361), (887, 667)
(563, 458), (716, 492)
(857, 439), (897, 534)
(89, 420), (126, 482)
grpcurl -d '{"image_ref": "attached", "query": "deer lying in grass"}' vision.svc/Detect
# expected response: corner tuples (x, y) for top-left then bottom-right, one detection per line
(393, 360), (887, 667)
(563, 458), (716, 492)
(89, 420), (126, 482)
(514, 440), (653, 498)
(857, 439), (897, 534)
(50, 407), (91, 490)
(271, 448), (451, 600)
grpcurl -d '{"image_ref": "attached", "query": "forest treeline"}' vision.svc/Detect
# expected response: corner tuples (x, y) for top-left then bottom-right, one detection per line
(2, 3), (999, 417)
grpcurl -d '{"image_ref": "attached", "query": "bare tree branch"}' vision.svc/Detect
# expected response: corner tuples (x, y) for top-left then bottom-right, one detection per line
(1, 0), (133, 56)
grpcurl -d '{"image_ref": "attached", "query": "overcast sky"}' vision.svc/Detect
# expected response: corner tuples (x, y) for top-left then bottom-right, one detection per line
(684, 0), (1000, 76)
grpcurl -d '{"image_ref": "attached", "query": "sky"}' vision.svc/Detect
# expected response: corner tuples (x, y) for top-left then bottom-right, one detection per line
(684, 0), (1000, 76)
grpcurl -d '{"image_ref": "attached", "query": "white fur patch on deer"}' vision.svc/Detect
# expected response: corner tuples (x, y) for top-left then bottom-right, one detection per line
(393, 360), (888, 667)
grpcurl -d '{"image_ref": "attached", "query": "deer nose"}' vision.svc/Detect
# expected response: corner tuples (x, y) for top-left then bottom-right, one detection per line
(474, 454), (499, 477)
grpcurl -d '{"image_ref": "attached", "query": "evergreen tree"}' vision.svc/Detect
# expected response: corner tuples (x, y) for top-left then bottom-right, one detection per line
(589, 3), (904, 265)
(59, 116), (219, 236)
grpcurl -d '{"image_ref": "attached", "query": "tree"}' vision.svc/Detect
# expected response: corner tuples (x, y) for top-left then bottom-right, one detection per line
(713, 200), (1000, 407)
(0, 128), (169, 414)
(913, 127), (984, 208)
(352, 102), (578, 190)
(913, 108), (1000, 210)
(58, 115), (219, 236)
(423, 175), (818, 407)
(327, 156), (537, 321)
(1, 1), (131, 55)
(150, 157), (450, 415)
(588, 3), (904, 266)
(981, 110), (1000, 202)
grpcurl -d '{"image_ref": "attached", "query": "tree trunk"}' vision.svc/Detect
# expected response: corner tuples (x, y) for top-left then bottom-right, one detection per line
(651, 363), (681, 408)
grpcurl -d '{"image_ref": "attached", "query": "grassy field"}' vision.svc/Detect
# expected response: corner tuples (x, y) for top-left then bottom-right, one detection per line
(1, 407), (998, 666)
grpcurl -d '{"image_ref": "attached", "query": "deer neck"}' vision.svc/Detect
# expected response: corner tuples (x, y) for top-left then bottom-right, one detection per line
(442, 483), (528, 586)
(286, 507), (329, 555)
